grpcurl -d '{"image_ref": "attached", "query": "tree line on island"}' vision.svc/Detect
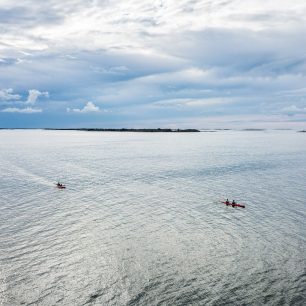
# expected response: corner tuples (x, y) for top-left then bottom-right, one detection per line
(45, 128), (200, 132)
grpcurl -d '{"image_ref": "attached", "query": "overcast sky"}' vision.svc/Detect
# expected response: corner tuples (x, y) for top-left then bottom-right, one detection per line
(1, 0), (306, 128)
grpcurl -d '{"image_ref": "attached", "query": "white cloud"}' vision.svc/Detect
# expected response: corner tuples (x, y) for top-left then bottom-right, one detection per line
(68, 101), (100, 113)
(1, 107), (42, 113)
(153, 97), (234, 108)
(0, 88), (21, 101)
(26, 89), (49, 104)
(282, 105), (306, 116)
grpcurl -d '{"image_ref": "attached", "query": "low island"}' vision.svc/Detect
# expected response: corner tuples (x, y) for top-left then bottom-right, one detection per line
(45, 128), (200, 132)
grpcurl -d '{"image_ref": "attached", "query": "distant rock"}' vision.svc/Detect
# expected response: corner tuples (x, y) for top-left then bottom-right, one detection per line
(242, 128), (266, 131)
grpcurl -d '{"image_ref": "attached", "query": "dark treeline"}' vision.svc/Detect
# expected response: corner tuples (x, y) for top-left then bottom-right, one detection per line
(44, 128), (200, 132)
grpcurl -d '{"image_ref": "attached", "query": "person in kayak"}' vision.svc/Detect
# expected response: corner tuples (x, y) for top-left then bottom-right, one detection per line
(225, 199), (230, 205)
(57, 182), (63, 187)
(232, 200), (236, 205)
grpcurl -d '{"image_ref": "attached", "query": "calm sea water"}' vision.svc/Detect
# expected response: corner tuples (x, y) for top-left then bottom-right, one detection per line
(0, 130), (305, 306)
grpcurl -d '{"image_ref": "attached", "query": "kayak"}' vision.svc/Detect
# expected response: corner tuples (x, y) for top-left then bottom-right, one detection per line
(222, 201), (245, 208)
(56, 184), (66, 189)
(221, 201), (245, 208)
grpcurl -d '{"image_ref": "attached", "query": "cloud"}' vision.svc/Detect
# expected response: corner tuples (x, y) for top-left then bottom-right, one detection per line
(0, 6), (63, 27)
(67, 101), (100, 113)
(2, 0), (305, 54)
(0, 88), (21, 101)
(282, 105), (306, 116)
(26, 89), (49, 104)
(1, 0), (306, 128)
(153, 97), (234, 108)
(1, 107), (42, 113)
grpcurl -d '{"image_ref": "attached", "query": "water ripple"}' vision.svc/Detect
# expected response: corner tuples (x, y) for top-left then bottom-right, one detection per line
(0, 130), (305, 305)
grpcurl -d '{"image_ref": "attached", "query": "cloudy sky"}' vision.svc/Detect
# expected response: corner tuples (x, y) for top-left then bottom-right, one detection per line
(1, 0), (306, 128)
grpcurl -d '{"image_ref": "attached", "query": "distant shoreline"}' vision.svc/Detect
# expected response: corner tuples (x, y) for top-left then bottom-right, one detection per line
(0, 128), (304, 132)
(43, 128), (201, 132)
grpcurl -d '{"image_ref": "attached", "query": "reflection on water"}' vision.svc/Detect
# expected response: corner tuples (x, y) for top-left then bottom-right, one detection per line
(0, 130), (305, 305)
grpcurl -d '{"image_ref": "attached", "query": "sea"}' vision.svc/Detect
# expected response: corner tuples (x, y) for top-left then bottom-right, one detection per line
(0, 129), (305, 306)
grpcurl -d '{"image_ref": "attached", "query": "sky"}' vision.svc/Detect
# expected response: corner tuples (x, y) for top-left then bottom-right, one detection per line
(1, 0), (306, 129)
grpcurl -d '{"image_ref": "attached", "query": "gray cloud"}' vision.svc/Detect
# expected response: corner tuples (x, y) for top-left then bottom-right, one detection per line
(0, 6), (63, 28)
(1, 0), (306, 128)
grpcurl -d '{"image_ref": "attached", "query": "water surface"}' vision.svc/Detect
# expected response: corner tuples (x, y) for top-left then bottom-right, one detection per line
(0, 130), (305, 305)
